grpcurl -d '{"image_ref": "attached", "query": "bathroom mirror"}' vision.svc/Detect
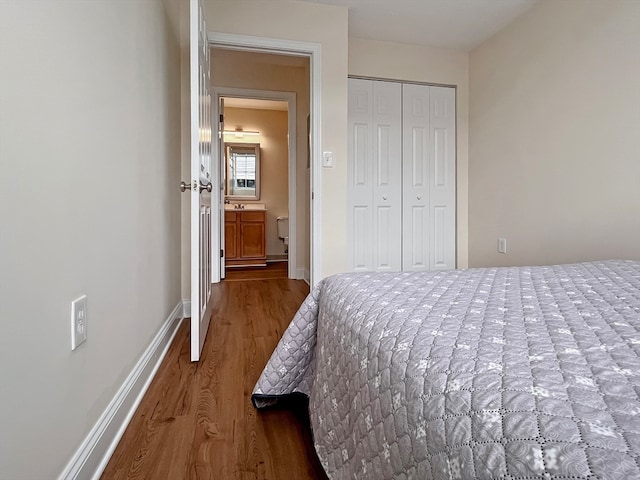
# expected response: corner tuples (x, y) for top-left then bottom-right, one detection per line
(225, 142), (260, 200)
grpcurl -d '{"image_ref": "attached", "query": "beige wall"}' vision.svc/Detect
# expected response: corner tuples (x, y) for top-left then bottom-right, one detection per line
(0, 1), (182, 478)
(224, 107), (289, 257)
(468, 0), (640, 267)
(348, 38), (470, 268)
(205, 0), (348, 281)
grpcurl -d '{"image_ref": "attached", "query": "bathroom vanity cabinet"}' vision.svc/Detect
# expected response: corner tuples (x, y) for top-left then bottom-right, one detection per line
(224, 210), (266, 267)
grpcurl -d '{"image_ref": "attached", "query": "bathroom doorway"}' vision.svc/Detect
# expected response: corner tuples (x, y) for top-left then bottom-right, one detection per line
(211, 48), (311, 282)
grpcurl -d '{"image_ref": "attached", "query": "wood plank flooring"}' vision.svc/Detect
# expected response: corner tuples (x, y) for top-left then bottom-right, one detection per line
(101, 278), (328, 480)
(224, 262), (289, 281)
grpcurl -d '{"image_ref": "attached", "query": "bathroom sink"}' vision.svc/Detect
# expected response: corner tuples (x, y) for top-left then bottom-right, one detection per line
(225, 203), (266, 211)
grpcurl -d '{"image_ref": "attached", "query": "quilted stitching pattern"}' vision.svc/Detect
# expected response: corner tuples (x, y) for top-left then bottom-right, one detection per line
(252, 260), (640, 479)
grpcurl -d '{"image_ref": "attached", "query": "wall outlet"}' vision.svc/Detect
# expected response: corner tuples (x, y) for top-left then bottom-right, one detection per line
(498, 237), (507, 254)
(71, 295), (87, 350)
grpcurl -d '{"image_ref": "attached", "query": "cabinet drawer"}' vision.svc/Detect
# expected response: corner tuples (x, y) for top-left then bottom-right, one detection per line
(240, 211), (265, 222)
(225, 211), (237, 222)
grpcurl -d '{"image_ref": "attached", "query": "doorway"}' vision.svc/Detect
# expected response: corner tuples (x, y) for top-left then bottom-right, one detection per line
(213, 86), (300, 280)
(208, 33), (321, 287)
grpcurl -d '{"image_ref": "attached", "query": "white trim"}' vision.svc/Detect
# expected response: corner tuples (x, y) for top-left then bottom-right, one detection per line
(58, 301), (186, 480)
(208, 32), (322, 286)
(183, 299), (191, 318)
(209, 32), (317, 59)
(310, 46), (322, 287)
(298, 267), (310, 285)
(213, 87), (298, 280)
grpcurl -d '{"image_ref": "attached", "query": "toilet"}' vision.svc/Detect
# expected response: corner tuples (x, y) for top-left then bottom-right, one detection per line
(276, 216), (289, 251)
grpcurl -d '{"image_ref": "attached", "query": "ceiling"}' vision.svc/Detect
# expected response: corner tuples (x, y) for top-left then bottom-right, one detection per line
(216, 1), (541, 111)
(223, 98), (288, 111)
(297, 0), (539, 51)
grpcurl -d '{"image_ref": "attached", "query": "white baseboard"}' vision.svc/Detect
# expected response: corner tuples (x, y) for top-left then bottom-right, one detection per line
(182, 299), (191, 318)
(294, 268), (311, 285)
(296, 267), (306, 281)
(58, 301), (186, 480)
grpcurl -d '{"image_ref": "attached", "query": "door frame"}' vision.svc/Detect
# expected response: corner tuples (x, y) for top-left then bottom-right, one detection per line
(213, 87), (298, 279)
(208, 32), (322, 287)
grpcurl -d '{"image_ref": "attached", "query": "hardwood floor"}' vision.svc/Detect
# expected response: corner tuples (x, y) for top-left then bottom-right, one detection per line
(101, 278), (328, 480)
(224, 261), (289, 281)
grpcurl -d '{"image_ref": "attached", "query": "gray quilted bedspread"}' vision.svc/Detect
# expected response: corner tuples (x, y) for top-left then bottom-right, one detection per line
(252, 260), (640, 479)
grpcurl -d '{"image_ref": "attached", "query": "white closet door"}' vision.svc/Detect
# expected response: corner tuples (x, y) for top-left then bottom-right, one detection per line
(348, 79), (402, 272)
(372, 81), (402, 271)
(429, 86), (456, 270)
(402, 84), (430, 271)
(348, 79), (454, 273)
(347, 79), (374, 271)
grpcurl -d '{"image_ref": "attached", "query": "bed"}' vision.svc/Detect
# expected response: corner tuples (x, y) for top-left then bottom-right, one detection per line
(252, 260), (640, 479)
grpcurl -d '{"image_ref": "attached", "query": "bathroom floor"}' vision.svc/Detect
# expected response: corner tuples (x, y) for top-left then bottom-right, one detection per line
(224, 261), (288, 281)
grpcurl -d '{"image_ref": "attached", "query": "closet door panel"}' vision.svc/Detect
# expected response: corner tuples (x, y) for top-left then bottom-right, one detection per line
(407, 205), (427, 268)
(429, 86), (456, 270)
(347, 79), (374, 271)
(402, 84), (430, 271)
(375, 206), (394, 269)
(372, 81), (402, 271)
(433, 205), (447, 267)
(352, 206), (369, 270)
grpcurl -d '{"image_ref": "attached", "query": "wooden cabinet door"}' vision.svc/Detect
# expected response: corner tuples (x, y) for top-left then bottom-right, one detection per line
(240, 222), (266, 258)
(239, 211), (266, 260)
(225, 212), (237, 259)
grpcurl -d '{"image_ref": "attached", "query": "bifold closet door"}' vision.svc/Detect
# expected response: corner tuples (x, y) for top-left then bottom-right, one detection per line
(348, 78), (455, 272)
(427, 86), (456, 270)
(402, 84), (456, 271)
(402, 84), (430, 270)
(347, 79), (402, 271)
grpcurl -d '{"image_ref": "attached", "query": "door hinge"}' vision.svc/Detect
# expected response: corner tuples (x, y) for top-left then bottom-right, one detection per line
(219, 114), (224, 123)
(220, 249), (224, 258)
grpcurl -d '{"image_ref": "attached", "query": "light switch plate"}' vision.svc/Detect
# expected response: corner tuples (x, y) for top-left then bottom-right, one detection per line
(322, 151), (334, 168)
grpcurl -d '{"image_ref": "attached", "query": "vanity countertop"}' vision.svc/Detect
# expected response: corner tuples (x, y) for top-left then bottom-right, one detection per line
(225, 203), (266, 211)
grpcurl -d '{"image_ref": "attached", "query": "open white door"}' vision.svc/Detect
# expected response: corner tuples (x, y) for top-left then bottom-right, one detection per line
(189, 0), (213, 362)
(218, 97), (226, 279)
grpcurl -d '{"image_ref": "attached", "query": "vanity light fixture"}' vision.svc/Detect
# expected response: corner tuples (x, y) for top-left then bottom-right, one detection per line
(223, 129), (260, 138)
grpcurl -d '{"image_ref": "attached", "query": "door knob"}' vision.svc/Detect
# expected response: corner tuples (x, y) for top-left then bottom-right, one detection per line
(382, 195), (388, 200)
(199, 181), (212, 193)
(180, 181), (212, 193)
(417, 194), (422, 200)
